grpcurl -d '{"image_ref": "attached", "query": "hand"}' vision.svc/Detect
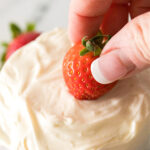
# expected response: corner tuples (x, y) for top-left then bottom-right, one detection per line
(69, 0), (150, 84)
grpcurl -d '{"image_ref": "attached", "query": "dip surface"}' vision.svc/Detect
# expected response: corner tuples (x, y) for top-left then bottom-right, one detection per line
(0, 29), (150, 150)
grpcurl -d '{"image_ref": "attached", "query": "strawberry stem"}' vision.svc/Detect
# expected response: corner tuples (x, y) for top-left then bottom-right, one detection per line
(10, 23), (22, 38)
(80, 30), (111, 56)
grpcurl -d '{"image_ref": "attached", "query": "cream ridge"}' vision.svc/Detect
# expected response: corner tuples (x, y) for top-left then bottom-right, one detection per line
(0, 28), (150, 150)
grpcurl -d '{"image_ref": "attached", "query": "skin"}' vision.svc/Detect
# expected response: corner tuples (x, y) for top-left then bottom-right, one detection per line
(69, 0), (150, 83)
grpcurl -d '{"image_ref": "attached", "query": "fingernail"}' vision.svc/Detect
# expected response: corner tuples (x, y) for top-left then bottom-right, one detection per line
(91, 51), (135, 84)
(91, 58), (112, 84)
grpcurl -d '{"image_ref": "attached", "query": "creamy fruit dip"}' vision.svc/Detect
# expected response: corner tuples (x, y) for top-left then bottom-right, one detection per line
(0, 28), (150, 150)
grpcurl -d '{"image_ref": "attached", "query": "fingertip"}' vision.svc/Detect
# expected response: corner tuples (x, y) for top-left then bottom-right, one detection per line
(68, 9), (103, 44)
(68, 11), (83, 44)
(68, 23), (81, 44)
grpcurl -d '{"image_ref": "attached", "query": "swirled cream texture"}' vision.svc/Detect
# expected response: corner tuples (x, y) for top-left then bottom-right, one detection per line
(0, 28), (150, 150)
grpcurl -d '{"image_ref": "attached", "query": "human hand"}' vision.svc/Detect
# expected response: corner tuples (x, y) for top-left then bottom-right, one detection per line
(69, 0), (150, 84)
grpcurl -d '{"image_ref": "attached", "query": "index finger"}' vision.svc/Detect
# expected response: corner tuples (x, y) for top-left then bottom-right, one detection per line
(69, 0), (112, 43)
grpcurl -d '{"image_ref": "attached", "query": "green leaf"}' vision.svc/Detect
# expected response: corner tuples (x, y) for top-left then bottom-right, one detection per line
(82, 36), (88, 47)
(1, 51), (6, 63)
(26, 23), (35, 32)
(1, 42), (8, 49)
(94, 47), (101, 56)
(80, 30), (111, 57)
(80, 48), (89, 56)
(0, 42), (8, 70)
(0, 50), (6, 70)
(86, 41), (94, 51)
(10, 23), (22, 38)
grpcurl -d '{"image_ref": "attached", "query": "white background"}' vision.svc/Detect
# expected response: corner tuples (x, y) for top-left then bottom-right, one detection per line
(0, 0), (70, 41)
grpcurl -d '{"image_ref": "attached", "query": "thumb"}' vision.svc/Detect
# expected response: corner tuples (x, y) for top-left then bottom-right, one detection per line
(91, 12), (150, 84)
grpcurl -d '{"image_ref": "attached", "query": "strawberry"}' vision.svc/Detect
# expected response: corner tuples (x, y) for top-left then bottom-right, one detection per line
(0, 23), (40, 69)
(63, 31), (116, 100)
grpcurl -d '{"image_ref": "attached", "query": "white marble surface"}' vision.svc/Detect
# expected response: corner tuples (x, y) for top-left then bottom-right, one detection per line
(0, 0), (70, 149)
(0, 0), (70, 41)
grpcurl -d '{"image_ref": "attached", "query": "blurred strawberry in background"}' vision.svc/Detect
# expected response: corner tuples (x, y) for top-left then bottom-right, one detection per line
(1, 23), (40, 69)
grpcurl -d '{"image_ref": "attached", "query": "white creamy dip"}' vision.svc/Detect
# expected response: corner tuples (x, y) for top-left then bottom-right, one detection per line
(0, 28), (150, 150)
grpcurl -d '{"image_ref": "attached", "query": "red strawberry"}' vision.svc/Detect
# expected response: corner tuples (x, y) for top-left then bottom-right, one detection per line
(63, 31), (116, 100)
(1, 23), (40, 68)
(6, 32), (40, 59)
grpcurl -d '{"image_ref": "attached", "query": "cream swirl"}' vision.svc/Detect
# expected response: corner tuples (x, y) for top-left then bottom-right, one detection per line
(0, 28), (150, 150)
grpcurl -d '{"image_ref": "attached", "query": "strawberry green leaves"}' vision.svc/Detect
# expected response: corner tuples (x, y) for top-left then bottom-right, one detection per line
(80, 30), (111, 57)
(26, 23), (36, 32)
(80, 48), (89, 56)
(0, 42), (8, 69)
(10, 23), (22, 38)
(10, 22), (36, 38)
(0, 22), (37, 70)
